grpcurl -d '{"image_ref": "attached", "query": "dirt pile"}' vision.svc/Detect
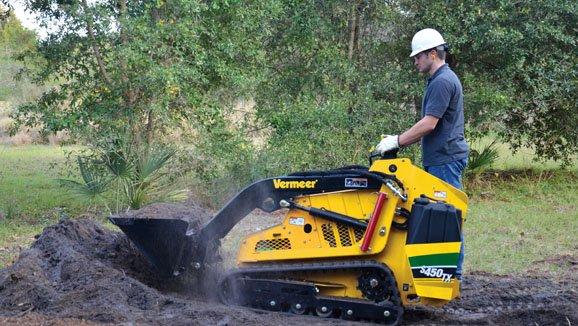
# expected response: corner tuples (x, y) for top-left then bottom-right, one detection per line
(0, 206), (576, 325)
(0, 215), (330, 325)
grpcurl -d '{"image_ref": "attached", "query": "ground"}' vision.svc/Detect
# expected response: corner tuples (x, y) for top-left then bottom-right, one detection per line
(0, 203), (576, 325)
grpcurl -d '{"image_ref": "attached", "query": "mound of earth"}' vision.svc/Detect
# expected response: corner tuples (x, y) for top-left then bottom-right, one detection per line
(0, 217), (327, 325)
(0, 204), (576, 325)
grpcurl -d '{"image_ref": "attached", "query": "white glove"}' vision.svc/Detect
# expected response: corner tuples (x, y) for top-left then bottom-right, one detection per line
(375, 135), (399, 154)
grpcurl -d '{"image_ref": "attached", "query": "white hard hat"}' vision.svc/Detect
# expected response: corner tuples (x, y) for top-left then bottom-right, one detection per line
(410, 28), (446, 57)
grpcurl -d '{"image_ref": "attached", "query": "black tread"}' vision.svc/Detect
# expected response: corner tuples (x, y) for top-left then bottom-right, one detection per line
(218, 260), (404, 325)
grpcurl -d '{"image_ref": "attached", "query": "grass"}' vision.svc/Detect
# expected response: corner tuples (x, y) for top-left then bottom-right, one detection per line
(0, 144), (577, 275)
(0, 145), (90, 268)
(465, 170), (578, 275)
(0, 222), (44, 267)
(469, 137), (578, 170)
(0, 145), (88, 221)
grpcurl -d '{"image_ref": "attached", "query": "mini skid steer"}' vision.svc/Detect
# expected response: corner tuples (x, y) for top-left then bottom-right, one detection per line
(110, 151), (467, 325)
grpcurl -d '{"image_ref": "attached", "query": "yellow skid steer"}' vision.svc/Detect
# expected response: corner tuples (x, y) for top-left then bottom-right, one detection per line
(110, 151), (467, 324)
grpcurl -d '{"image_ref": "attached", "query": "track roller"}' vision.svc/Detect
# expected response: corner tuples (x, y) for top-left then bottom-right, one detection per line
(315, 306), (333, 318)
(289, 303), (307, 315)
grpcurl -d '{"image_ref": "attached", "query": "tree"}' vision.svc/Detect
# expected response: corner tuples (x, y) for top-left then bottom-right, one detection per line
(13, 0), (279, 148)
(253, 1), (422, 174)
(13, 0), (577, 203)
(0, 8), (42, 131)
(394, 0), (577, 164)
(13, 0), (283, 207)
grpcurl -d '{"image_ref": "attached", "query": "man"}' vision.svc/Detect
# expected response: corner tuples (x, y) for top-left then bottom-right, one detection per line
(375, 28), (468, 279)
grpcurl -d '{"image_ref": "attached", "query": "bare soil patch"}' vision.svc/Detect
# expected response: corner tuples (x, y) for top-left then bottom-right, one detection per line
(0, 204), (576, 325)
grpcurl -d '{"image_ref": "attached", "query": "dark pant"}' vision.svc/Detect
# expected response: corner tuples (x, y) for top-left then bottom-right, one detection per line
(424, 158), (467, 189)
(425, 158), (467, 278)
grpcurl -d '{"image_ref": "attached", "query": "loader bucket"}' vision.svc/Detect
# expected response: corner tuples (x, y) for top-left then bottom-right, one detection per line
(109, 216), (197, 277)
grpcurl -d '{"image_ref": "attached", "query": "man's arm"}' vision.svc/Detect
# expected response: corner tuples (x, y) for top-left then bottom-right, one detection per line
(398, 115), (439, 147)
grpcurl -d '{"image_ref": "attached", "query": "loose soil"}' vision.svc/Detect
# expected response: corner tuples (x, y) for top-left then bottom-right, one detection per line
(0, 203), (576, 325)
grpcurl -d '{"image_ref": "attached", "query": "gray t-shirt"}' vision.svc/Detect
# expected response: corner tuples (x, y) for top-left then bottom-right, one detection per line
(421, 64), (468, 166)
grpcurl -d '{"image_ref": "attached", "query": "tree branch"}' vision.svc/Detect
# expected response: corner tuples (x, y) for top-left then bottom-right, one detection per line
(79, 0), (111, 86)
(144, 5), (164, 145)
(117, 0), (131, 95)
(348, 3), (357, 61)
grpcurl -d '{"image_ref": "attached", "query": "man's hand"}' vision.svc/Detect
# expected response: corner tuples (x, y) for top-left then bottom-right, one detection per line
(376, 135), (399, 154)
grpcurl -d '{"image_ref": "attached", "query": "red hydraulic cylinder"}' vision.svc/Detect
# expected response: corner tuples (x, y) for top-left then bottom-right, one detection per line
(360, 192), (388, 252)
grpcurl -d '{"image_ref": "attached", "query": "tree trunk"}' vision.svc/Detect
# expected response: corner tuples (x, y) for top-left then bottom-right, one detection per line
(347, 2), (362, 135)
(143, 7), (163, 146)
(117, 0), (141, 144)
(80, 0), (111, 85)
(348, 3), (357, 61)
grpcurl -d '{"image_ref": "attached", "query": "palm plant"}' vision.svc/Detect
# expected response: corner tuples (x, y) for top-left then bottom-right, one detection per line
(466, 140), (500, 176)
(58, 157), (111, 210)
(120, 146), (185, 209)
(61, 138), (187, 213)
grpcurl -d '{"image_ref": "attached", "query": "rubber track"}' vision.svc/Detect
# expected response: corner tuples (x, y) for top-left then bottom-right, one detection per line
(218, 260), (404, 325)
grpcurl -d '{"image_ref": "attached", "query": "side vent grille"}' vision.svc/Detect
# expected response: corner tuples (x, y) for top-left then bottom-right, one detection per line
(322, 224), (337, 247)
(353, 227), (365, 242)
(337, 224), (352, 247)
(323, 223), (365, 247)
(255, 238), (291, 251)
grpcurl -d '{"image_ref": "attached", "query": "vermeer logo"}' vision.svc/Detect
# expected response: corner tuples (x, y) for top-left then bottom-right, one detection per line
(273, 179), (318, 189)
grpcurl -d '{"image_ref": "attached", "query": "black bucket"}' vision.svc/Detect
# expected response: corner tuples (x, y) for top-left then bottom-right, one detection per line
(109, 216), (198, 277)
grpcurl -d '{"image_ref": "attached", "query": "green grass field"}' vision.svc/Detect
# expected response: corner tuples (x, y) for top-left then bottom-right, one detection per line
(0, 145), (90, 267)
(0, 144), (577, 274)
(465, 170), (577, 274)
(469, 137), (577, 170)
(0, 145), (87, 220)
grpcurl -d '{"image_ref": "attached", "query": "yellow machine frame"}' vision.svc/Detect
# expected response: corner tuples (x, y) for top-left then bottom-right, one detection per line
(236, 158), (468, 307)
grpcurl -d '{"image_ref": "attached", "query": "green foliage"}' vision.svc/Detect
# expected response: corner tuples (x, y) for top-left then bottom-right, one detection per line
(11, 0), (577, 201)
(466, 140), (500, 176)
(58, 156), (110, 204)
(60, 137), (187, 211)
(11, 0), (285, 201)
(0, 11), (35, 50)
(117, 145), (183, 210)
(13, 0), (278, 145)
(253, 1), (421, 174)
(0, 11), (41, 106)
(395, 0), (577, 165)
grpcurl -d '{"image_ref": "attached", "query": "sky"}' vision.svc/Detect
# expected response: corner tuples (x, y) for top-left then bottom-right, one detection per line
(9, 1), (40, 33)
(9, 0), (103, 39)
